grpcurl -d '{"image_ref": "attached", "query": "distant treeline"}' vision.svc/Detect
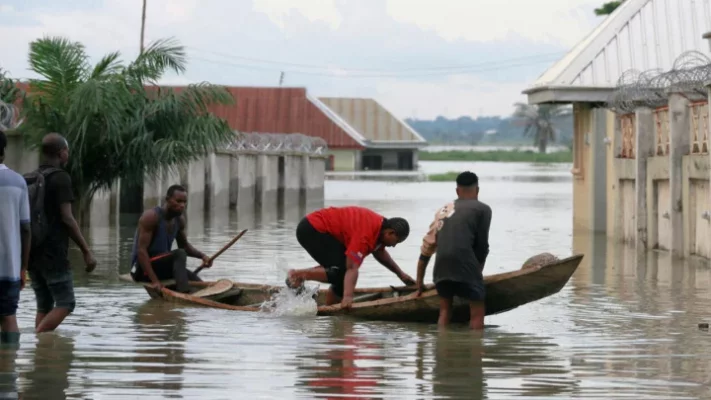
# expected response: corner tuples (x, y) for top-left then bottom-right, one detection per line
(406, 114), (574, 148)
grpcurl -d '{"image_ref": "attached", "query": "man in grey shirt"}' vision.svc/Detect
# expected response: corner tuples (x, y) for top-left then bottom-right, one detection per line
(415, 171), (492, 330)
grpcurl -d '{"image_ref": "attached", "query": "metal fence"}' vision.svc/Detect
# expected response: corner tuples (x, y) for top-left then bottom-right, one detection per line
(226, 132), (329, 155)
(608, 51), (711, 113)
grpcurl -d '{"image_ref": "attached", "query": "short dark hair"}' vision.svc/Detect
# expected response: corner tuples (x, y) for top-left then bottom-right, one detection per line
(0, 130), (6, 157)
(383, 217), (410, 240)
(456, 171), (478, 187)
(166, 184), (187, 198)
(41, 133), (68, 157)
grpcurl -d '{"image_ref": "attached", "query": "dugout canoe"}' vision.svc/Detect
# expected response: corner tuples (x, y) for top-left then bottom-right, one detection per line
(118, 253), (583, 324)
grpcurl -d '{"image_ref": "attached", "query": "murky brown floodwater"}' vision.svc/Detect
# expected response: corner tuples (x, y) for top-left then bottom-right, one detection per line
(3, 161), (711, 399)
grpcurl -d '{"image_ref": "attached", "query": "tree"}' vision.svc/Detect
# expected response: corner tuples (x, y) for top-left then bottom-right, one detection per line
(595, 1), (624, 16)
(511, 103), (572, 153)
(2, 36), (235, 222)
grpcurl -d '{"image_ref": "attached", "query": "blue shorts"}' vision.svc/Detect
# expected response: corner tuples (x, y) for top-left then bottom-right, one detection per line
(435, 280), (485, 302)
(29, 268), (75, 314)
(0, 281), (21, 317)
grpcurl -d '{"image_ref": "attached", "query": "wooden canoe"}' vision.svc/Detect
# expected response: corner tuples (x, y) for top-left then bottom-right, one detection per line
(119, 253), (583, 324)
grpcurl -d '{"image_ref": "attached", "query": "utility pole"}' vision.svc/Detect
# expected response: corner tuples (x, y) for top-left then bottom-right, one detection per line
(140, 0), (147, 53)
(279, 71), (285, 86)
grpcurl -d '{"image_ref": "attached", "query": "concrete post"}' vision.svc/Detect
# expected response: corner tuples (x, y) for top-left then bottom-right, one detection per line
(590, 108), (608, 233)
(635, 108), (655, 250)
(205, 152), (231, 212)
(231, 153), (257, 213)
(180, 157), (206, 217)
(668, 93), (690, 257)
(256, 154), (279, 211)
(279, 154), (302, 209)
(142, 173), (163, 209)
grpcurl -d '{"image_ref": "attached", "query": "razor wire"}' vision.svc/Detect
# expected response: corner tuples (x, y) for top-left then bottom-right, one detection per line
(226, 132), (329, 155)
(608, 51), (711, 113)
(0, 100), (23, 131)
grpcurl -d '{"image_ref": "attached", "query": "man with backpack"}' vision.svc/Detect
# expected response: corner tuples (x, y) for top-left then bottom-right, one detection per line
(25, 133), (96, 333)
(0, 130), (31, 344)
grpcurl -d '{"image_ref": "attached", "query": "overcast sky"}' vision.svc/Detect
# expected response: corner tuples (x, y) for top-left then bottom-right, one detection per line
(0, 0), (604, 119)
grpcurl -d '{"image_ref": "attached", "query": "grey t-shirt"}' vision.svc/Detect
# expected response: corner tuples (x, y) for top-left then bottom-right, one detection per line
(420, 198), (492, 285)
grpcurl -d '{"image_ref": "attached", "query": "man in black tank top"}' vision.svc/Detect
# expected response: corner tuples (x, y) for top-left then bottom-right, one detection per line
(131, 185), (213, 293)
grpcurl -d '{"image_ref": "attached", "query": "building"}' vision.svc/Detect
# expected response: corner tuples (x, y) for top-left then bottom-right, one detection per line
(318, 97), (428, 171)
(522, 0), (711, 259)
(197, 87), (426, 172)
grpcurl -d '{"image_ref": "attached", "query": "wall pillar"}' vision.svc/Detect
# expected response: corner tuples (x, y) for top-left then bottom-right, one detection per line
(590, 108), (608, 233)
(206, 152), (231, 212)
(279, 154), (302, 209)
(230, 152), (257, 213)
(256, 153), (279, 211)
(635, 107), (654, 250)
(668, 93), (690, 257)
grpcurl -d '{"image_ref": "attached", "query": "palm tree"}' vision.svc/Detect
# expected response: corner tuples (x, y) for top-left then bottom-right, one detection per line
(3, 36), (235, 222)
(511, 103), (571, 153)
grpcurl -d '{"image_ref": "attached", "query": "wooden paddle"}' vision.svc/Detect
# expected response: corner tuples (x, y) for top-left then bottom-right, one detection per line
(193, 229), (248, 275)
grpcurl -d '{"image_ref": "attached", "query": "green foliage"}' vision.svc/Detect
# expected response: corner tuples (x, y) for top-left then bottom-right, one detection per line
(405, 113), (574, 147)
(2, 36), (235, 213)
(595, 1), (624, 16)
(419, 149), (573, 163)
(511, 103), (572, 153)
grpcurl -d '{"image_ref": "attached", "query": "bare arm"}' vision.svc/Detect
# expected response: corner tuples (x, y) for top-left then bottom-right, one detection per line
(473, 206), (492, 271)
(416, 203), (453, 289)
(59, 203), (91, 255)
(342, 256), (359, 301)
(20, 183), (31, 276)
(175, 216), (206, 259)
(135, 210), (161, 285)
(373, 247), (405, 277)
(20, 223), (30, 272)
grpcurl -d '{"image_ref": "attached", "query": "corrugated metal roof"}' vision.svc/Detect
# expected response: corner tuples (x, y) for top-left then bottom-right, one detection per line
(173, 86), (365, 149)
(526, 0), (711, 91)
(318, 97), (427, 144)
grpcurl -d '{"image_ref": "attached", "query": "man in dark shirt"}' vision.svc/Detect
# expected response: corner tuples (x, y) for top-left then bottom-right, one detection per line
(28, 133), (96, 333)
(415, 171), (492, 330)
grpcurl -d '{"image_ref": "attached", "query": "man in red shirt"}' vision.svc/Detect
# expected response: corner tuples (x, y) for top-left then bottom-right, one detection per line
(286, 206), (415, 309)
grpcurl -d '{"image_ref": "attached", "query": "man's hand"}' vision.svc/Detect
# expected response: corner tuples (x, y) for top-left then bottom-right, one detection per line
(340, 295), (354, 310)
(398, 272), (416, 286)
(415, 280), (425, 297)
(201, 255), (213, 268)
(151, 281), (164, 292)
(20, 269), (27, 290)
(84, 251), (97, 273)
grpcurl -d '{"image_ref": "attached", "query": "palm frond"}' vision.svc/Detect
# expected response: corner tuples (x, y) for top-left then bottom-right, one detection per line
(129, 37), (187, 82)
(91, 52), (124, 79)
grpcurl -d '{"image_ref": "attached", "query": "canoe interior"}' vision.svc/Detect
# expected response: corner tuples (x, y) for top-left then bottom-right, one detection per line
(118, 253), (583, 324)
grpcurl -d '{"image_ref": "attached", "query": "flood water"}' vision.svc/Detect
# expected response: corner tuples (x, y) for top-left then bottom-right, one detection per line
(3, 160), (711, 399)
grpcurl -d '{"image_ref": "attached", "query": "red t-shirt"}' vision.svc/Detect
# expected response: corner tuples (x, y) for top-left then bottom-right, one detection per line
(306, 206), (385, 267)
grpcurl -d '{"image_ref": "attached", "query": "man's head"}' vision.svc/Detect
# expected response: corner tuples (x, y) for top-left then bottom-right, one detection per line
(380, 217), (410, 247)
(0, 130), (6, 163)
(455, 171), (479, 199)
(165, 184), (188, 216)
(41, 133), (70, 167)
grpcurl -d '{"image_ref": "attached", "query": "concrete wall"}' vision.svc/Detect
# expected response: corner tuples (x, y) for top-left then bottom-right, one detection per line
(4, 134), (327, 232)
(571, 104), (606, 233)
(280, 154), (302, 209)
(256, 154), (279, 211)
(231, 152), (257, 213)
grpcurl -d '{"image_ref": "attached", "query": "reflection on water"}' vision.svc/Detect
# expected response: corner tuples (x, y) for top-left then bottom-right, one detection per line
(9, 161), (711, 399)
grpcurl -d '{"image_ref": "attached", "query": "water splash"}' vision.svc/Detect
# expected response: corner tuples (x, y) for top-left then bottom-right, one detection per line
(257, 257), (319, 317)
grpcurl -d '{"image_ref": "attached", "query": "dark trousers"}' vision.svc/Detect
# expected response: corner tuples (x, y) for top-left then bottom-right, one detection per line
(131, 249), (201, 293)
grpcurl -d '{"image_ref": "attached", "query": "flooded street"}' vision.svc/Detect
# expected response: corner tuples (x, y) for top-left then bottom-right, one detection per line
(3, 161), (711, 399)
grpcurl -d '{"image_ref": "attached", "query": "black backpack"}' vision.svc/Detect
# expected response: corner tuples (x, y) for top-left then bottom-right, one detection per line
(23, 167), (62, 250)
